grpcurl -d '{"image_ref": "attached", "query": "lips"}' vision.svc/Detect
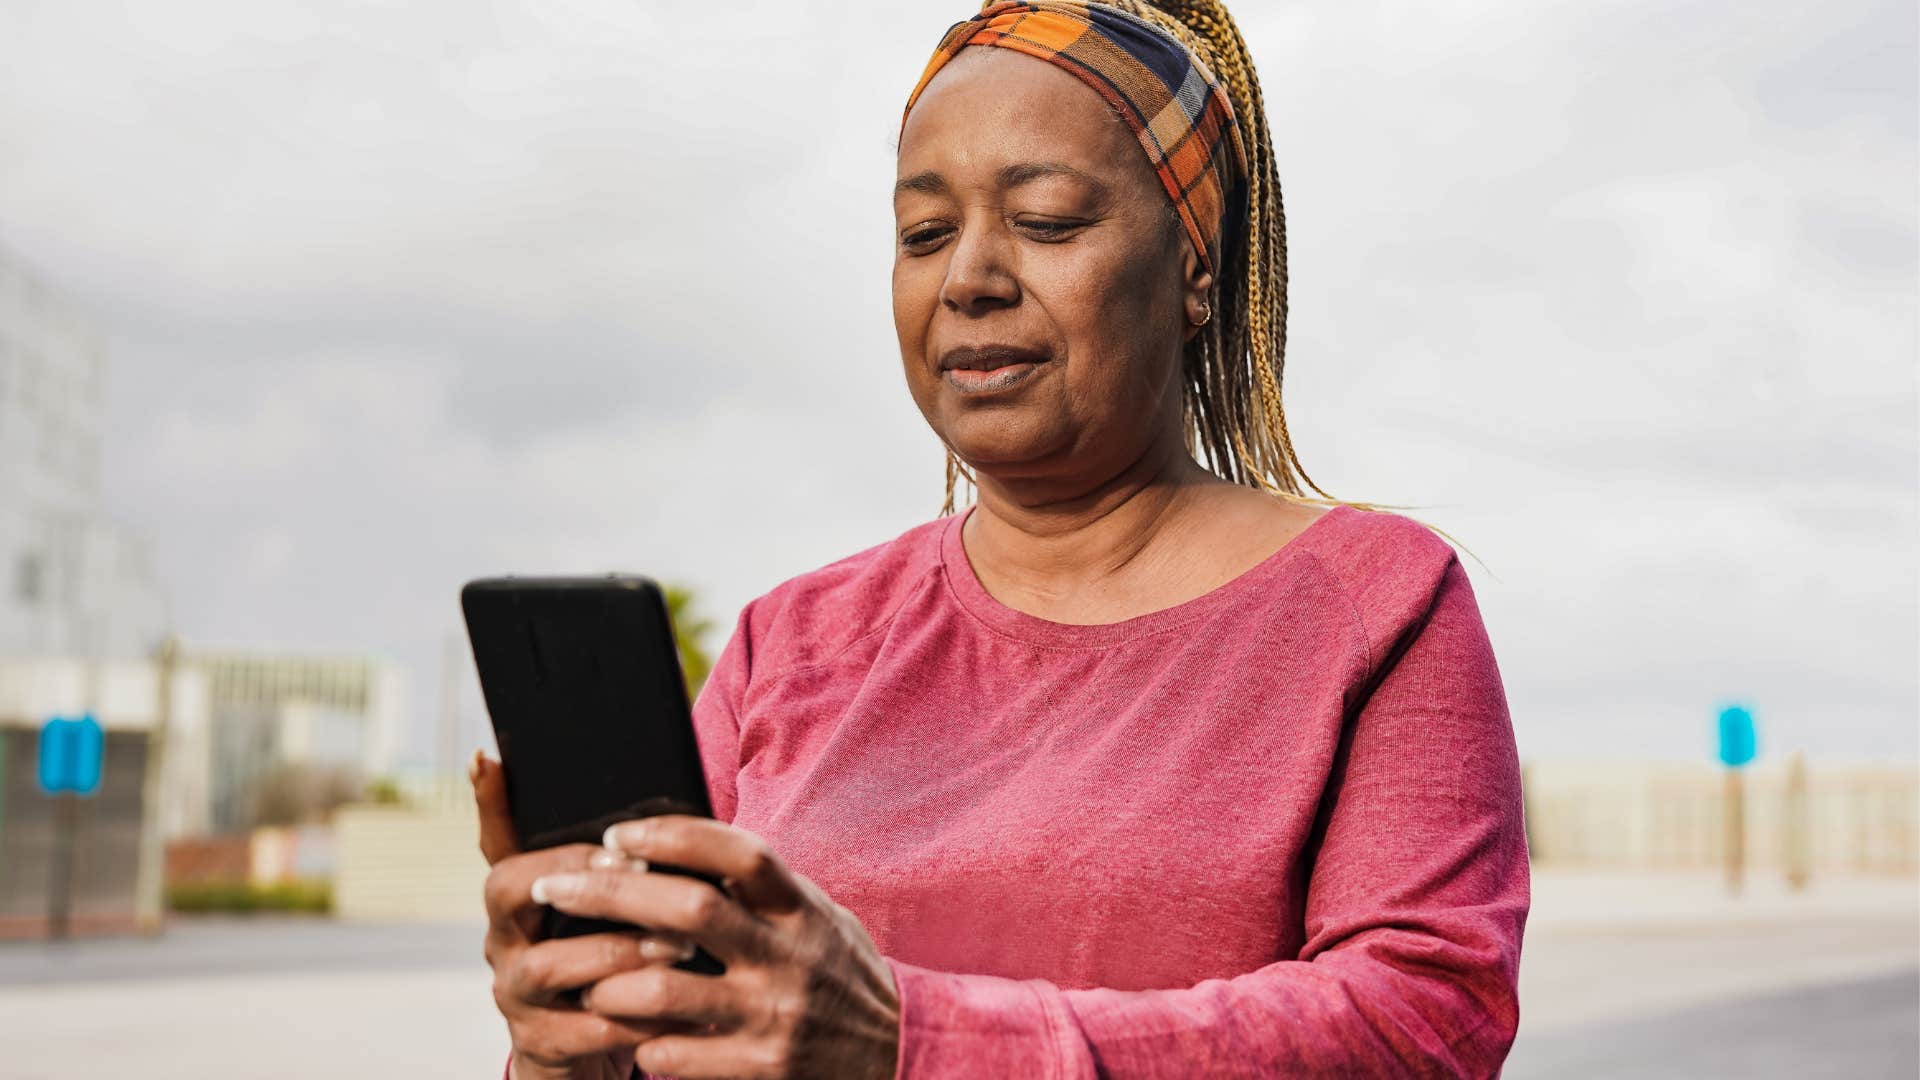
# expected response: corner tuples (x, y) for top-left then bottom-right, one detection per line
(938, 344), (1053, 372)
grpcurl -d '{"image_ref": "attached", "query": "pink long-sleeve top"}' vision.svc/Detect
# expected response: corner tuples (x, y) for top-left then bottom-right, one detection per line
(618, 502), (1528, 1078)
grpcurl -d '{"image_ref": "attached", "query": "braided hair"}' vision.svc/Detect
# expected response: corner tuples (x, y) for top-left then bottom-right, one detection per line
(935, 0), (1467, 555)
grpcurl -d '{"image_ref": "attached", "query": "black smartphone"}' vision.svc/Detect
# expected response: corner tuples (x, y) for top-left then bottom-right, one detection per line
(461, 574), (726, 976)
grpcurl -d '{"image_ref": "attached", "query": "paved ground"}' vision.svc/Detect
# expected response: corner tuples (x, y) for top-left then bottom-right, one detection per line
(0, 917), (481, 985)
(0, 871), (1913, 1078)
(1505, 969), (1918, 1079)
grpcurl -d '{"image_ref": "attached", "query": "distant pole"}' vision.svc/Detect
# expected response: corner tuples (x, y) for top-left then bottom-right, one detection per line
(1716, 704), (1757, 897)
(1783, 750), (1810, 891)
(1723, 768), (1745, 894)
(439, 633), (460, 777)
(56, 606), (106, 940)
(133, 637), (180, 933)
(37, 715), (103, 940)
(48, 791), (77, 938)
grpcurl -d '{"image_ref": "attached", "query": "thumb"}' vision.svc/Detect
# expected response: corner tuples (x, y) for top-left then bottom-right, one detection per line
(469, 749), (521, 865)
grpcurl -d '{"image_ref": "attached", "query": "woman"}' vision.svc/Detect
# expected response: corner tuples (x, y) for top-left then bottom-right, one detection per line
(473, 1), (1529, 1077)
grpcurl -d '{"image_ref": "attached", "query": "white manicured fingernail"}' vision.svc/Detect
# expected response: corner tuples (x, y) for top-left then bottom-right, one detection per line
(531, 874), (583, 905)
(589, 850), (649, 872)
(604, 822), (659, 858)
(605, 819), (658, 852)
(642, 936), (698, 962)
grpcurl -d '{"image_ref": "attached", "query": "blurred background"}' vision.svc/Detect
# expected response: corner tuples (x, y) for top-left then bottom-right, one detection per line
(0, 0), (1913, 1076)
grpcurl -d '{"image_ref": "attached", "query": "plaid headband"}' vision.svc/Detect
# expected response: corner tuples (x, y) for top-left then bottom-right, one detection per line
(900, 0), (1249, 276)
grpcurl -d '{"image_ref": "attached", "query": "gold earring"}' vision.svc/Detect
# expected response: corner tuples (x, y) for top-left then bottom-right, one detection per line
(1192, 301), (1212, 328)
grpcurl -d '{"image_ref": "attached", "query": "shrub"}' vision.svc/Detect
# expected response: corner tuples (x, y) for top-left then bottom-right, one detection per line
(167, 879), (333, 915)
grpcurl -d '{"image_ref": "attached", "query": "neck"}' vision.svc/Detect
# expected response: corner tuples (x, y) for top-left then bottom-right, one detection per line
(962, 434), (1222, 586)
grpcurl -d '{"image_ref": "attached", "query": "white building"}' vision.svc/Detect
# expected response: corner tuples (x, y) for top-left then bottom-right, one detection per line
(0, 647), (405, 838)
(191, 649), (406, 831)
(0, 250), (413, 934)
(0, 245), (168, 660)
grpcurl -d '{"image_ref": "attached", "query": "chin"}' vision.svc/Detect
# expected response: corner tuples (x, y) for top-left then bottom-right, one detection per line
(940, 421), (1070, 477)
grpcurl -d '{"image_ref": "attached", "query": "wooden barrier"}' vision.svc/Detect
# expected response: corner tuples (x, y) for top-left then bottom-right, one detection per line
(332, 800), (488, 924)
(1523, 759), (1919, 878)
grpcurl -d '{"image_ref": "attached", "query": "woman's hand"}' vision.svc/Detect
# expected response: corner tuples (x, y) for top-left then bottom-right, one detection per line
(471, 752), (700, 1080)
(528, 814), (902, 1080)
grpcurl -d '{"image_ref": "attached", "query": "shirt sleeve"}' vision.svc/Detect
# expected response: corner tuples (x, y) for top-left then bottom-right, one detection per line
(884, 555), (1531, 1079)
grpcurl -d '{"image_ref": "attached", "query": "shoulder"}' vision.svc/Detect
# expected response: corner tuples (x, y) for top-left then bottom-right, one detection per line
(733, 514), (952, 679)
(1295, 504), (1478, 670)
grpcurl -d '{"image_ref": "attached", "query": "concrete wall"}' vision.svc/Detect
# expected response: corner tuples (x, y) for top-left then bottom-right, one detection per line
(333, 799), (487, 925)
(0, 726), (149, 938)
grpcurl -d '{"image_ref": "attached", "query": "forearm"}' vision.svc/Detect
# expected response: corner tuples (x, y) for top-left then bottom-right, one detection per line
(1064, 938), (1520, 1077)
(887, 926), (1521, 1080)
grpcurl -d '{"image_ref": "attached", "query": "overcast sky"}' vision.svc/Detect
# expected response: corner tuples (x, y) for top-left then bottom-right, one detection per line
(2, 0), (1913, 768)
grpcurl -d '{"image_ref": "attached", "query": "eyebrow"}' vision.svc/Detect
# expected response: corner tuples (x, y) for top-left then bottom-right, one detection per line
(892, 161), (1112, 201)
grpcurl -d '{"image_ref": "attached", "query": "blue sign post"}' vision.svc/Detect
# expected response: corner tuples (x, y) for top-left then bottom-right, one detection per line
(1716, 703), (1756, 895)
(38, 715), (103, 939)
(1717, 705), (1756, 768)
(38, 715), (104, 796)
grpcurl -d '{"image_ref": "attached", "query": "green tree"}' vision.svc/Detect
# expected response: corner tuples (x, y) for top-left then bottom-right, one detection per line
(362, 775), (408, 806)
(664, 583), (715, 698)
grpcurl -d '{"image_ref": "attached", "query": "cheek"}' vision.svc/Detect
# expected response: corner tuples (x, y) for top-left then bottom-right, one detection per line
(891, 259), (939, 354)
(1039, 242), (1179, 384)
(891, 260), (944, 424)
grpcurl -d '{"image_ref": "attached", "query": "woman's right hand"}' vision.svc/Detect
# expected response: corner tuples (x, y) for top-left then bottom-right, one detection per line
(472, 751), (696, 1080)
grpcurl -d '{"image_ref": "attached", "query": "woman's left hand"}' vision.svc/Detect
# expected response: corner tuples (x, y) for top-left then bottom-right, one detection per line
(528, 816), (900, 1080)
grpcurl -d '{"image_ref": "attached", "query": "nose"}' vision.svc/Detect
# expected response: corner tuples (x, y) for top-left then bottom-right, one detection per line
(939, 215), (1020, 315)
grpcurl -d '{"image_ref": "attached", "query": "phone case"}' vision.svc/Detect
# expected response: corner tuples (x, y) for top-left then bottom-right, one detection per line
(463, 574), (727, 977)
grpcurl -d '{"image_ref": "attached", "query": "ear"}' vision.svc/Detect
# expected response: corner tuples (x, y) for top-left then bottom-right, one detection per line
(1180, 234), (1216, 344)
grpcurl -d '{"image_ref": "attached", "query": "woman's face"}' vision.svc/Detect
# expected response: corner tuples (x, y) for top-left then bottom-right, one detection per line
(893, 47), (1210, 490)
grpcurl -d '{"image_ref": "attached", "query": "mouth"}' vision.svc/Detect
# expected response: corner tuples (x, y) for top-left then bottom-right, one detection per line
(937, 344), (1054, 395)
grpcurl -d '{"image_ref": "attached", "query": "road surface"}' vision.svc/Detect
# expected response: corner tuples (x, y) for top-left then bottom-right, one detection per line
(1, 872), (1913, 1078)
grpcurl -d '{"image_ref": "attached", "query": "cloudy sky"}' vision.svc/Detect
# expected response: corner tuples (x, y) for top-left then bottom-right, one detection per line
(2, 0), (1913, 768)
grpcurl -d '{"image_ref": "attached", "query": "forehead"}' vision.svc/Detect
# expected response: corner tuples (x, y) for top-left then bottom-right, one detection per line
(897, 48), (1150, 189)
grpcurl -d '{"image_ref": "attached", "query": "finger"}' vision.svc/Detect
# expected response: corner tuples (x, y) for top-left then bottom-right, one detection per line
(506, 931), (699, 1005)
(631, 1031), (765, 1080)
(580, 965), (748, 1029)
(471, 750), (520, 865)
(603, 817), (806, 915)
(484, 844), (601, 929)
(530, 867), (775, 963)
(505, 1009), (662, 1068)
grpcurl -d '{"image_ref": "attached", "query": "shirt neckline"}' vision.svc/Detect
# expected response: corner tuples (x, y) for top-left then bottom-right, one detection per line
(939, 501), (1352, 648)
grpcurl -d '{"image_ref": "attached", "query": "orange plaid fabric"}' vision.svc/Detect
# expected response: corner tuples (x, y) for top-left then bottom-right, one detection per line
(901, 0), (1249, 275)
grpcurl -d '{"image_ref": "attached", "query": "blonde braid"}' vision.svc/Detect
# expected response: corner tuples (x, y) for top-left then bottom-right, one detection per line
(940, 446), (977, 517)
(936, 0), (1478, 562)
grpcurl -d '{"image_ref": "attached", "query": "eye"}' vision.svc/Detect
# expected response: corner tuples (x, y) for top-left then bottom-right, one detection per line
(1014, 217), (1088, 242)
(899, 223), (952, 253)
